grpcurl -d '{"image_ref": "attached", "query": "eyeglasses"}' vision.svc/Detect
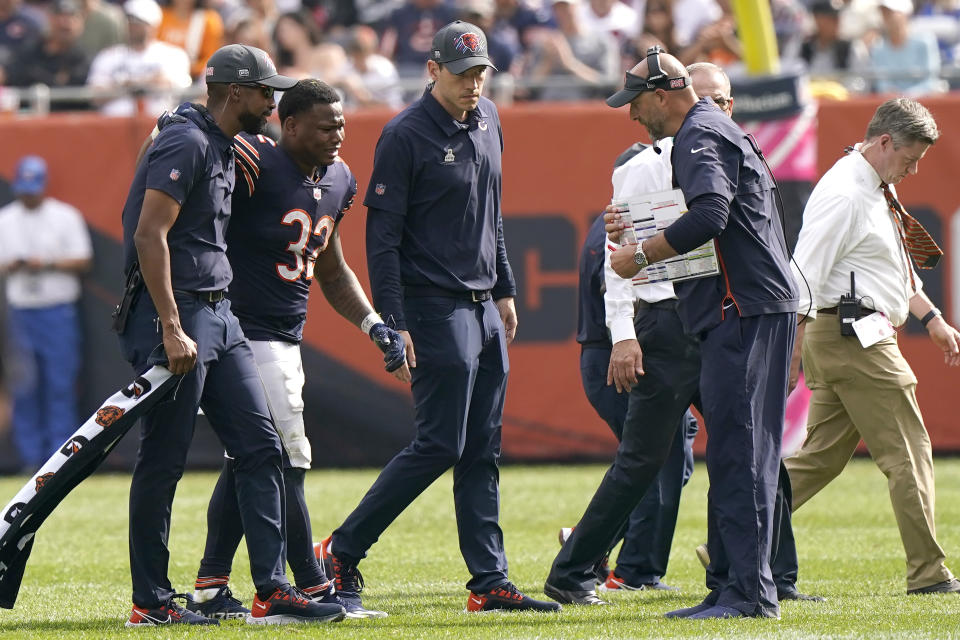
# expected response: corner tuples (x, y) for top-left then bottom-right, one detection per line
(712, 96), (731, 109)
(239, 83), (275, 99)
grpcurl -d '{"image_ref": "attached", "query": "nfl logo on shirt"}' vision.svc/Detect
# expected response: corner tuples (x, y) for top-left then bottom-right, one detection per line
(375, 183), (386, 195)
(313, 187), (322, 201)
(169, 169), (181, 181)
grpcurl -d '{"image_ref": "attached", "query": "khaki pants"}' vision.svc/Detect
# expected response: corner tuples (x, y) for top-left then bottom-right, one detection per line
(785, 313), (953, 590)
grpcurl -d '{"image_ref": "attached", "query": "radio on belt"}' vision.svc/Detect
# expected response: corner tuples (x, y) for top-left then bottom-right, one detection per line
(838, 271), (860, 336)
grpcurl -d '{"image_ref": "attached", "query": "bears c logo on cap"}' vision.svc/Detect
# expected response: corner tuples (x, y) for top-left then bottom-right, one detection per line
(454, 33), (482, 54)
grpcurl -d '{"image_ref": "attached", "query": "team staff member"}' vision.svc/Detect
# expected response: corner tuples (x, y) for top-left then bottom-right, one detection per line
(573, 203), (698, 596)
(118, 44), (344, 626)
(548, 63), (733, 607)
(318, 21), (560, 614)
(180, 79), (405, 620)
(606, 48), (798, 619)
(786, 98), (960, 595)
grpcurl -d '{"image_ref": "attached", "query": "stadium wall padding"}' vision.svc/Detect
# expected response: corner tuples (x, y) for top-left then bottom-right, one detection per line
(0, 97), (957, 468)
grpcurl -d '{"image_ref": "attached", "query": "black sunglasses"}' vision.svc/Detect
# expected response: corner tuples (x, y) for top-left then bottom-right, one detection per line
(238, 83), (275, 99)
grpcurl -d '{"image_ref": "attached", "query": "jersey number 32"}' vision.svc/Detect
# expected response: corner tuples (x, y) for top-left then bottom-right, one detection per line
(277, 209), (335, 282)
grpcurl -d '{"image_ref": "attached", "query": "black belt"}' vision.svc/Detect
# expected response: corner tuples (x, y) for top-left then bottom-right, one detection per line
(580, 340), (611, 351)
(174, 289), (226, 303)
(635, 299), (677, 312)
(818, 306), (875, 319)
(404, 285), (491, 302)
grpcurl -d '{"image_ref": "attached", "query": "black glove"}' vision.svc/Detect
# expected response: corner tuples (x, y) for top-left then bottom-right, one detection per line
(369, 323), (406, 373)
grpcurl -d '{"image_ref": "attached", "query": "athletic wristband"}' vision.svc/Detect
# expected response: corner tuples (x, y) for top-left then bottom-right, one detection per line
(361, 312), (384, 336)
(921, 308), (942, 328)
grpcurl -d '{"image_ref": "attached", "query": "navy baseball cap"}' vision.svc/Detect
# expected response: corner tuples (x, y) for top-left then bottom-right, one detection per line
(205, 44), (298, 89)
(430, 21), (497, 74)
(13, 156), (48, 196)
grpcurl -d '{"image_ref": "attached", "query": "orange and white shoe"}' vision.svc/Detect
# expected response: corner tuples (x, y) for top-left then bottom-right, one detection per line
(246, 585), (345, 625)
(466, 582), (561, 613)
(126, 594), (219, 627)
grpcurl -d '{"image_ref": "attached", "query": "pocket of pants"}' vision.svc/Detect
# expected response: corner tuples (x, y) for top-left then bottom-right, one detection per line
(407, 297), (459, 324)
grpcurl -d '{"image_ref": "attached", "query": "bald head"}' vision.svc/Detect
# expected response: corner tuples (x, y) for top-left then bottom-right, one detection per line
(607, 48), (701, 139)
(687, 62), (733, 116)
(627, 50), (690, 90)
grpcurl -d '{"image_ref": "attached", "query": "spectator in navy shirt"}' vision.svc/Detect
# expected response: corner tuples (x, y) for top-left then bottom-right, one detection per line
(381, 0), (457, 77)
(7, 0), (91, 111)
(0, 0), (44, 74)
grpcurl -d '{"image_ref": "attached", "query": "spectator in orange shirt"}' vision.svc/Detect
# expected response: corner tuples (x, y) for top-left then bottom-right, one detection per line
(157, 0), (224, 79)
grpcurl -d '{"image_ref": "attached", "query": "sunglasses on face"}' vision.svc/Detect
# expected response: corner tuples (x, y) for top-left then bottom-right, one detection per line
(239, 83), (275, 99)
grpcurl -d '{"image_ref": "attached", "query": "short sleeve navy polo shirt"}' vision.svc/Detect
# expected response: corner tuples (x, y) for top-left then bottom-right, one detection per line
(121, 103), (235, 292)
(364, 89), (514, 326)
(665, 99), (798, 333)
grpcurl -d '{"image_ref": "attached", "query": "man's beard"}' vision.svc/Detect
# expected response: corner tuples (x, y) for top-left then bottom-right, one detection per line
(644, 117), (667, 141)
(238, 110), (266, 135)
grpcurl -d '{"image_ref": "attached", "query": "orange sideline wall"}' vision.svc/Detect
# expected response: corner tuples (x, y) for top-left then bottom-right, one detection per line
(1, 97), (957, 460)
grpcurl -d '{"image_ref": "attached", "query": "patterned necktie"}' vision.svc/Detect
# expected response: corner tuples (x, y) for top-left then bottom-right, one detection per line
(880, 183), (943, 272)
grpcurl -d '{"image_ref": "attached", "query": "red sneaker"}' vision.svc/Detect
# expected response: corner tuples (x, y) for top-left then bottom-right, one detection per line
(466, 582), (561, 613)
(126, 594), (219, 627)
(246, 585), (345, 625)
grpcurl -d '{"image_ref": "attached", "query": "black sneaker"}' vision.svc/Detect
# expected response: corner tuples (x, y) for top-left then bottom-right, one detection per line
(467, 582), (562, 613)
(187, 585), (250, 620)
(303, 581), (387, 618)
(318, 536), (388, 618)
(558, 527), (608, 585)
(126, 594), (220, 627)
(907, 578), (960, 595)
(246, 585), (345, 625)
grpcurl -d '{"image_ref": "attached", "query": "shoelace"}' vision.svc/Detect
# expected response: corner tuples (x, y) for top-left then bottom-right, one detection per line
(218, 586), (243, 607)
(276, 585), (314, 608)
(333, 557), (365, 595)
(491, 582), (524, 601)
(162, 593), (193, 619)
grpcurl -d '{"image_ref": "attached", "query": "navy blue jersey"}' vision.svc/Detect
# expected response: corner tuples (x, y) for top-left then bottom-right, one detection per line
(577, 214), (610, 348)
(226, 133), (358, 343)
(665, 99), (798, 334)
(121, 103), (234, 292)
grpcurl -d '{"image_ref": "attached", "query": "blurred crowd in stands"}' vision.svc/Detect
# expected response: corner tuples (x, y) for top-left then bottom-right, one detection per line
(1, 0), (960, 114)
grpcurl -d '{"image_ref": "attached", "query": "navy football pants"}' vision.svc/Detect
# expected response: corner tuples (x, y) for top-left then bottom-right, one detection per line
(548, 306), (701, 591)
(197, 462), (326, 590)
(333, 296), (509, 593)
(119, 292), (287, 608)
(699, 311), (795, 617)
(579, 345), (697, 584)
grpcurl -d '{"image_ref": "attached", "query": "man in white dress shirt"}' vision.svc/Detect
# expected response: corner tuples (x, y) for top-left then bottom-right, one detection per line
(786, 98), (960, 595)
(86, 0), (191, 116)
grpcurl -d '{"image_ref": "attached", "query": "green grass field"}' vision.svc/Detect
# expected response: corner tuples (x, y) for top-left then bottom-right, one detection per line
(1, 459), (959, 639)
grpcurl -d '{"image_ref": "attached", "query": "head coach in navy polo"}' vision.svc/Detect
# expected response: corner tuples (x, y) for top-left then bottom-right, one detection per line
(315, 21), (560, 614)
(117, 44), (346, 627)
(605, 48), (798, 619)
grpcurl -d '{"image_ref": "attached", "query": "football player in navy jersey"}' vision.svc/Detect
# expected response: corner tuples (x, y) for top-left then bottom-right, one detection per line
(177, 79), (407, 620)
